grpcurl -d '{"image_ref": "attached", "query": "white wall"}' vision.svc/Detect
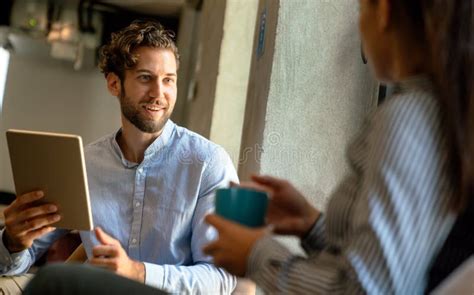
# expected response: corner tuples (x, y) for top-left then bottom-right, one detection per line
(172, 4), (199, 126)
(239, 0), (379, 255)
(209, 0), (258, 165)
(181, 0), (258, 167)
(183, 0), (226, 138)
(260, 0), (379, 207)
(0, 48), (121, 192)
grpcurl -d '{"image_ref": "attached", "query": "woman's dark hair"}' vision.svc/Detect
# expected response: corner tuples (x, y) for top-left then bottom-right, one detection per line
(98, 20), (180, 81)
(392, 0), (473, 212)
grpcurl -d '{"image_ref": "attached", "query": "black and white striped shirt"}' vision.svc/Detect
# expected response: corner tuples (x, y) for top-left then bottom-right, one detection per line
(247, 76), (457, 294)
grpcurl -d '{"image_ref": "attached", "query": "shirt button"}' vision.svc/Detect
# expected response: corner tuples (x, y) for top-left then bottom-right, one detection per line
(137, 168), (143, 174)
(132, 238), (137, 244)
(135, 202), (141, 207)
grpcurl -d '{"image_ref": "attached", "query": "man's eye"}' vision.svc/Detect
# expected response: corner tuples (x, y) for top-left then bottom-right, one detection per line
(139, 75), (151, 81)
(164, 78), (175, 84)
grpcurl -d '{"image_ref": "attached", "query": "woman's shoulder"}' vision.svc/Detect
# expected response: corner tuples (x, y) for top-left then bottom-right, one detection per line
(362, 85), (447, 165)
(374, 86), (441, 138)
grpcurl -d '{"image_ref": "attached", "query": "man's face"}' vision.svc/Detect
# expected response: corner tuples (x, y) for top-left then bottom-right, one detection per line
(113, 47), (178, 134)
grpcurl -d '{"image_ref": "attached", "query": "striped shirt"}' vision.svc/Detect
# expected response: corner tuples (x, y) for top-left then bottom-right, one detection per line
(247, 76), (458, 294)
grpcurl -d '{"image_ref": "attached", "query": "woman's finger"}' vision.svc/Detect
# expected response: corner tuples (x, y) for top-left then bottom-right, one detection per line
(271, 218), (306, 235)
(204, 214), (234, 231)
(237, 181), (270, 194)
(202, 241), (219, 256)
(251, 175), (286, 189)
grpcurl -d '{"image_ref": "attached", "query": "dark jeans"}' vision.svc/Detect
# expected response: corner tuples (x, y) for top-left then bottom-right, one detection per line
(23, 264), (167, 295)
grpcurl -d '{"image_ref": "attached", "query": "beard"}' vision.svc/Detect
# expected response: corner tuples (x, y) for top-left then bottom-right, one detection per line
(119, 90), (171, 134)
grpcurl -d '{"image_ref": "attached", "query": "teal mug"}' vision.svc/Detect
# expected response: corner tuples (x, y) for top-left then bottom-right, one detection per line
(215, 187), (269, 228)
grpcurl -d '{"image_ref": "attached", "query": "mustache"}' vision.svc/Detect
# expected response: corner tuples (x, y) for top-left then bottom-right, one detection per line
(140, 100), (168, 108)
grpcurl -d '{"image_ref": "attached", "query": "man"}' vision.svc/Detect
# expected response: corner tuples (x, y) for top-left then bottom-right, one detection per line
(0, 20), (237, 293)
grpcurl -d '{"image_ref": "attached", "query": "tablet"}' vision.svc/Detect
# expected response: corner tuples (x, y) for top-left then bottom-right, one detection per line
(6, 129), (93, 231)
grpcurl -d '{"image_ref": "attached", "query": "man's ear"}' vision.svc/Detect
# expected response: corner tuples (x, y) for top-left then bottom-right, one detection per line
(106, 73), (122, 97)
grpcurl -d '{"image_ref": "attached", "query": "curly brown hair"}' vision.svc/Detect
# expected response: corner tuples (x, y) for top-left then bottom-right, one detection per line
(98, 20), (180, 81)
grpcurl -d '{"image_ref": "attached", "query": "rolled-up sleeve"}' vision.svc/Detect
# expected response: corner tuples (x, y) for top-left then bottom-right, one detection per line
(0, 228), (68, 275)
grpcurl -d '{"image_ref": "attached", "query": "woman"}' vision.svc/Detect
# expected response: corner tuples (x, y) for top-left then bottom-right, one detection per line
(203, 0), (473, 293)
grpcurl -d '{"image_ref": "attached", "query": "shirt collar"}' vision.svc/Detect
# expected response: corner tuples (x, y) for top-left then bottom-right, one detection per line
(110, 120), (176, 168)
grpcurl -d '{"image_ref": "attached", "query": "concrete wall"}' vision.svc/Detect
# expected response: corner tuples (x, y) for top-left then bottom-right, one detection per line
(261, 0), (378, 208)
(209, 0), (258, 164)
(183, 0), (226, 138)
(181, 0), (258, 167)
(240, 0), (378, 210)
(0, 46), (120, 192)
(238, 0), (280, 179)
(171, 4), (199, 126)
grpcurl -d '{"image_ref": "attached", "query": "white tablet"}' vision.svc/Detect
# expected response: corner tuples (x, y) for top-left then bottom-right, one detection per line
(6, 129), (93, 231)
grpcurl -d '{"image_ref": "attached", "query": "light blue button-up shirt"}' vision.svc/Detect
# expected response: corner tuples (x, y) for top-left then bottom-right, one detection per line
(0, 120), (238, 293)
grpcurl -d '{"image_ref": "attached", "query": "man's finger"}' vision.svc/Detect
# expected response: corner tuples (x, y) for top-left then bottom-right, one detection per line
(23, 226), (56, 242)
(92, 245), (118, 258)
(95, 227), (118, 246)
(20, 214), (61, 232)
(17, 204), (58, 223)
(89, 258), (117, 271)
(10, 191), (44, 210)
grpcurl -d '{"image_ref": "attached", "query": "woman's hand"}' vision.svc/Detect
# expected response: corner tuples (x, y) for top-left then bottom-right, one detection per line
(203, 214), (266, 277)
(237, 175), (320, 238)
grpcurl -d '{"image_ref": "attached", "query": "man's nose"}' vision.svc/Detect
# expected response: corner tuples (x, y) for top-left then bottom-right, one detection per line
(149, 81), (163, 98)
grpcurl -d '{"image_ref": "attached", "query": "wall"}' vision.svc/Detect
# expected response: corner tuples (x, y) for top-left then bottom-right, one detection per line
(181, 0), (258, 167)
(171, 4), (199, 126)
(183, 0), (226, 138)
(209, 0), (258, 164)
(238, 0), (280, 179)
(240, 0), (378, 231)
(0, 42), (120, 192)
(260, 0), (378, 207)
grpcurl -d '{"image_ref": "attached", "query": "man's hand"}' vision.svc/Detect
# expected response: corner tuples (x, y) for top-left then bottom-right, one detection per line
(235, 175), (320, 238)
(89, 227), (145, 283)
(3, 190), (60, 253)
(203, 214), (266, 277)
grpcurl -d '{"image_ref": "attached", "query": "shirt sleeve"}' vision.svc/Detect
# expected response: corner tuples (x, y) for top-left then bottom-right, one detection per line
(143, 146), (238, 293)
(246, 95), (456, 294)
(301, 213), (327, 254)
(0, 228), (68, 275)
